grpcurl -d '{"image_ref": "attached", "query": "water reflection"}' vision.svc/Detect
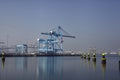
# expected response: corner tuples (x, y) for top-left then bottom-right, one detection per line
(119, 60), (120, 73)
(36, 57), (63, 80)
(92, 60), (96, 71)
(102, 63), (106, 80)
(1, 57), (5, 69)
(16, 57), (28, 71)
(87, 59), (90, 68)
(0, 56), (120, 80)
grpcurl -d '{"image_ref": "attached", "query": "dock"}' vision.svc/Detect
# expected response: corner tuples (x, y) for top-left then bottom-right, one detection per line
(0, 53), (81, 57)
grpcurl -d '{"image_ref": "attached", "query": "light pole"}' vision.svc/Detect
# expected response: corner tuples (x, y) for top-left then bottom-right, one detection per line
(0, 42), (5, 53)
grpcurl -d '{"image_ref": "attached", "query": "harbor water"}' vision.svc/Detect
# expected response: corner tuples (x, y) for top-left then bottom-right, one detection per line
(0, 55), (120, 80)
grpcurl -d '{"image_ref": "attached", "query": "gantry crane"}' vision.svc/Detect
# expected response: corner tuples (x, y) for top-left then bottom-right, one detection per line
(37, 26), (75, 54)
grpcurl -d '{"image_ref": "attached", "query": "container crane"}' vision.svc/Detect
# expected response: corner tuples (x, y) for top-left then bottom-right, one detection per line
(37, 26), (75, 54)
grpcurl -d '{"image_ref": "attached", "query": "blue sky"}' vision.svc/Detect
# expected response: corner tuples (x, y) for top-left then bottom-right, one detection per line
(0, 0), (120, 52)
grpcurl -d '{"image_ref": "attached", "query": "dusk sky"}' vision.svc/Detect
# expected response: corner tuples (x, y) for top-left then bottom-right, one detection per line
(0, 0), (120, 52)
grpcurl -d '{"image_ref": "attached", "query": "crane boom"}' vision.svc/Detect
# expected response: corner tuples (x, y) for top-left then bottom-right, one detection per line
(62, 35), (75, 38)
(41, 32), (75, 38)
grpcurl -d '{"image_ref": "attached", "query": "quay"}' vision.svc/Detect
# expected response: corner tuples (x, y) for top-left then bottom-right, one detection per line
(0, 53), (81, 57)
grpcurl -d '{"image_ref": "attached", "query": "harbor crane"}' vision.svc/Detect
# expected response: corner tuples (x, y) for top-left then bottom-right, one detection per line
(37, 26), (75, 54)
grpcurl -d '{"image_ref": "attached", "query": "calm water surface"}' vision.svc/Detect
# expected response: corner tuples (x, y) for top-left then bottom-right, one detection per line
(0, 55), (120, 80)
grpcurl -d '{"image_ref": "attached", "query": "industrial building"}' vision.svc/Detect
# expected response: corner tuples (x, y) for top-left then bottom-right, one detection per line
(16, 44), (28, 54)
